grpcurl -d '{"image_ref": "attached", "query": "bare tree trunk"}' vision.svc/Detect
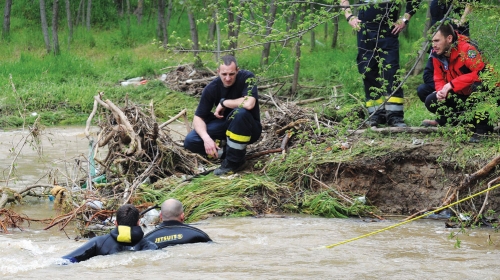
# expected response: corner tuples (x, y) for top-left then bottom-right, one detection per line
(207, 10), (216, 43)
(126, 0), (131, 31)
(40, 0), (51, 53)
(86, 0), (91, 30)
(65, 0), (73, 46)
(331, 8), (339, 48)
(226, 0), (236, 54)
(324, 22), (328, 41)
(187, 9), (199, 56)
(412, 6), (432, 76)
(2, 0), (12, 40)
(310, 2), (315, 51)
(291, 4), (306, 95)
(76, 0), (84, 26)
(52, 0), (61, 55)
(260, 0), (277, 66)
(135, 0), (144, 24)
(157, 0), (168, 48)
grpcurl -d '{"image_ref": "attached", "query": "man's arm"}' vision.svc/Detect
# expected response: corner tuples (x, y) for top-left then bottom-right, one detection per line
(222, 96), (256, 110)
(393, 0), (421, 34)
(341, 0), (361, 30)
(192, 115), (219, 158)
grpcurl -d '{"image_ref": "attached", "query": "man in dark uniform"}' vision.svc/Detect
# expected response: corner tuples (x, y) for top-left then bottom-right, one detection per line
(341, 0), (420, 127)
(144, 199), (212, 249)
(61, 204), (157, 263)
(184, 55), (262, 176)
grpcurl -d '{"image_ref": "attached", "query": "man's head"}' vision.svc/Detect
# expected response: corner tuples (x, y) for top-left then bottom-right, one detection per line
(217, 55), (239, 88)
(160, 198), (185, 222)
(432, 23), (457, 56)
(115, 204), (140, 227)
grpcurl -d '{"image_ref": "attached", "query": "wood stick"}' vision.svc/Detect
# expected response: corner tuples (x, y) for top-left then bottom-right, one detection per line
(159, 109), (187, 129)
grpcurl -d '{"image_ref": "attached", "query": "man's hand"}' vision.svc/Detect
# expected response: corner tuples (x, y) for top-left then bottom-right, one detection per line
(392, 20), (406, 35)
(437, 83), (452, 101)
(348, 16), (361, 31)
(214, 103), (225, 119)
(203, 137), (221, 158)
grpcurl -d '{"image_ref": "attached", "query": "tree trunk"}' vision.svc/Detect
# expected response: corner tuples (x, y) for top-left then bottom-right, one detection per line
(2, 0), (12, 41)
(331, 7), (339, 48)
(324, 22), (328, 41)
(76, 0), (84, 26)
(226, 0), (237, 54)
(86, 0), (91, 30)
(65, 0), (73, 46)
(260, 0), (277, 66)
(126, 0), (131, 32)
(187, 9), (199, 56)
(310, 2), (315, 51)
(52, 0), (61, 55)
(412, 6), (432, 76)
(207, 11), (216, 43)
(135, 0), (144, 24)
(40, 0), (51, 53)
(291, 4), (306, 95)
(157, 0), (168, 48)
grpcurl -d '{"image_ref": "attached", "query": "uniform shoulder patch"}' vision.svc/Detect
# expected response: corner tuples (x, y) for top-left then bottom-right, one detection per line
(467, 49), (477, 59)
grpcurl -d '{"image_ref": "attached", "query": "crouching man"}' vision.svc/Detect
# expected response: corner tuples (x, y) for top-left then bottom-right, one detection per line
(184, 55), (262, 175)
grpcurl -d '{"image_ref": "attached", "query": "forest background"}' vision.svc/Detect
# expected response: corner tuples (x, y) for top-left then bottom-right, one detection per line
(0, 0), (498, 130)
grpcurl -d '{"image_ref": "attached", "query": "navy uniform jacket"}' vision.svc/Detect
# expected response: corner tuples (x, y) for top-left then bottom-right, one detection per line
(144, 220), (212, 249)
(194, 69), (260, 123)
(62, 225), (158, 263)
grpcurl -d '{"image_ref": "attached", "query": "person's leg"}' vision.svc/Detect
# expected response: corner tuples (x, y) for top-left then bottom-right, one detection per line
(379, 35), (406, 127)
(215, 108), (261, 175)
(357, 29), (385, 127)
(184, 119), (227, 156)
(417, 84), (435, 103)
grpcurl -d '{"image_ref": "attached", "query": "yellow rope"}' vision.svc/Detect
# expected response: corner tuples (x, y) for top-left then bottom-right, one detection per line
(324, 183), (500, 249)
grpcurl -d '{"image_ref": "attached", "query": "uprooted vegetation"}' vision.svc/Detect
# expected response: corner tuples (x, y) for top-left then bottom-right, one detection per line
(2, 67), (500, 236)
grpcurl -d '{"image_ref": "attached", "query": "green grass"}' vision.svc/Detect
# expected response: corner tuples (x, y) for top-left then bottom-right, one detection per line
(0, 4), (498, 132)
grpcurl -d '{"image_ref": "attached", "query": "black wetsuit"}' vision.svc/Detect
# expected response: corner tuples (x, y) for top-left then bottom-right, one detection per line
(62, 225), (158, 263)
(144, 220), (212, 249)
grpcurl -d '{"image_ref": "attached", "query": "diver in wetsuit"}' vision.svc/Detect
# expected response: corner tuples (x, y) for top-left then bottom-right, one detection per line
(61, 204), (157, 263)
(144, 199), (212, 249)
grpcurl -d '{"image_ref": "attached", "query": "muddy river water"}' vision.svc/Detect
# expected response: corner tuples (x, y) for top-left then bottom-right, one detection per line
(1, 127), (499, 279)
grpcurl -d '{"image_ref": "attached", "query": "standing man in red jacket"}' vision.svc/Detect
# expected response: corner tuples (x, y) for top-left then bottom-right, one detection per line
(421, 23), (491, 142)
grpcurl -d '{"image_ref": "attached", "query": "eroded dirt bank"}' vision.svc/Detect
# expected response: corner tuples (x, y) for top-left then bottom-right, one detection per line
(314, 140), (499, 216)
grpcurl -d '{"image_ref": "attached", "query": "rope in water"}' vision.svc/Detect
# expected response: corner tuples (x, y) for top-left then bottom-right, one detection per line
(324, 183), (500, 249)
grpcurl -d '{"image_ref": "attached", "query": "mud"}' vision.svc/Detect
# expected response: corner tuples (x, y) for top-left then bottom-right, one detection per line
(317, 140), (499, 216)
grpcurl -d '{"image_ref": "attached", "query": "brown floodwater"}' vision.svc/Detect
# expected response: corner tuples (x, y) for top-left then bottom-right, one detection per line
(1, 127), (500, 279)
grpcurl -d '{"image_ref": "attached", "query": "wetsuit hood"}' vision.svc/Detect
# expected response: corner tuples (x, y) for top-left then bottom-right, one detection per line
(109, 225), (144, 246)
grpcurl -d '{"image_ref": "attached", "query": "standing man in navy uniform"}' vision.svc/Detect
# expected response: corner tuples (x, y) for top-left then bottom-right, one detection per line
(341, 0), (420, 127)
(184, 55), (262, 175)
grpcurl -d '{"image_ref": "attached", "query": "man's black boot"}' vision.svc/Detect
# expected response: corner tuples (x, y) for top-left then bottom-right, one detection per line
(214, 159), (246, 176)
(387, 116), (407, 128)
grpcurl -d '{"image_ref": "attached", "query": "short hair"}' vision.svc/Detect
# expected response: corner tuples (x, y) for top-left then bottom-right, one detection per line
(435, 21), (457, 42)
(116, 204), (140, 227)
(161, 199), (184, 221)
(220, 55), (238, 68)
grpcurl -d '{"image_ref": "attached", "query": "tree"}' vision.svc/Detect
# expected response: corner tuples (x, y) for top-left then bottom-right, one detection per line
(187, 8), (199, 56)
(260, 0), (277, 66)
(52, 0), (61, 55)
(40, 0), (51, 53)
(86, 0), (91, 30)
(2, 0), (12, 41)
(65, 0), (73, 47)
